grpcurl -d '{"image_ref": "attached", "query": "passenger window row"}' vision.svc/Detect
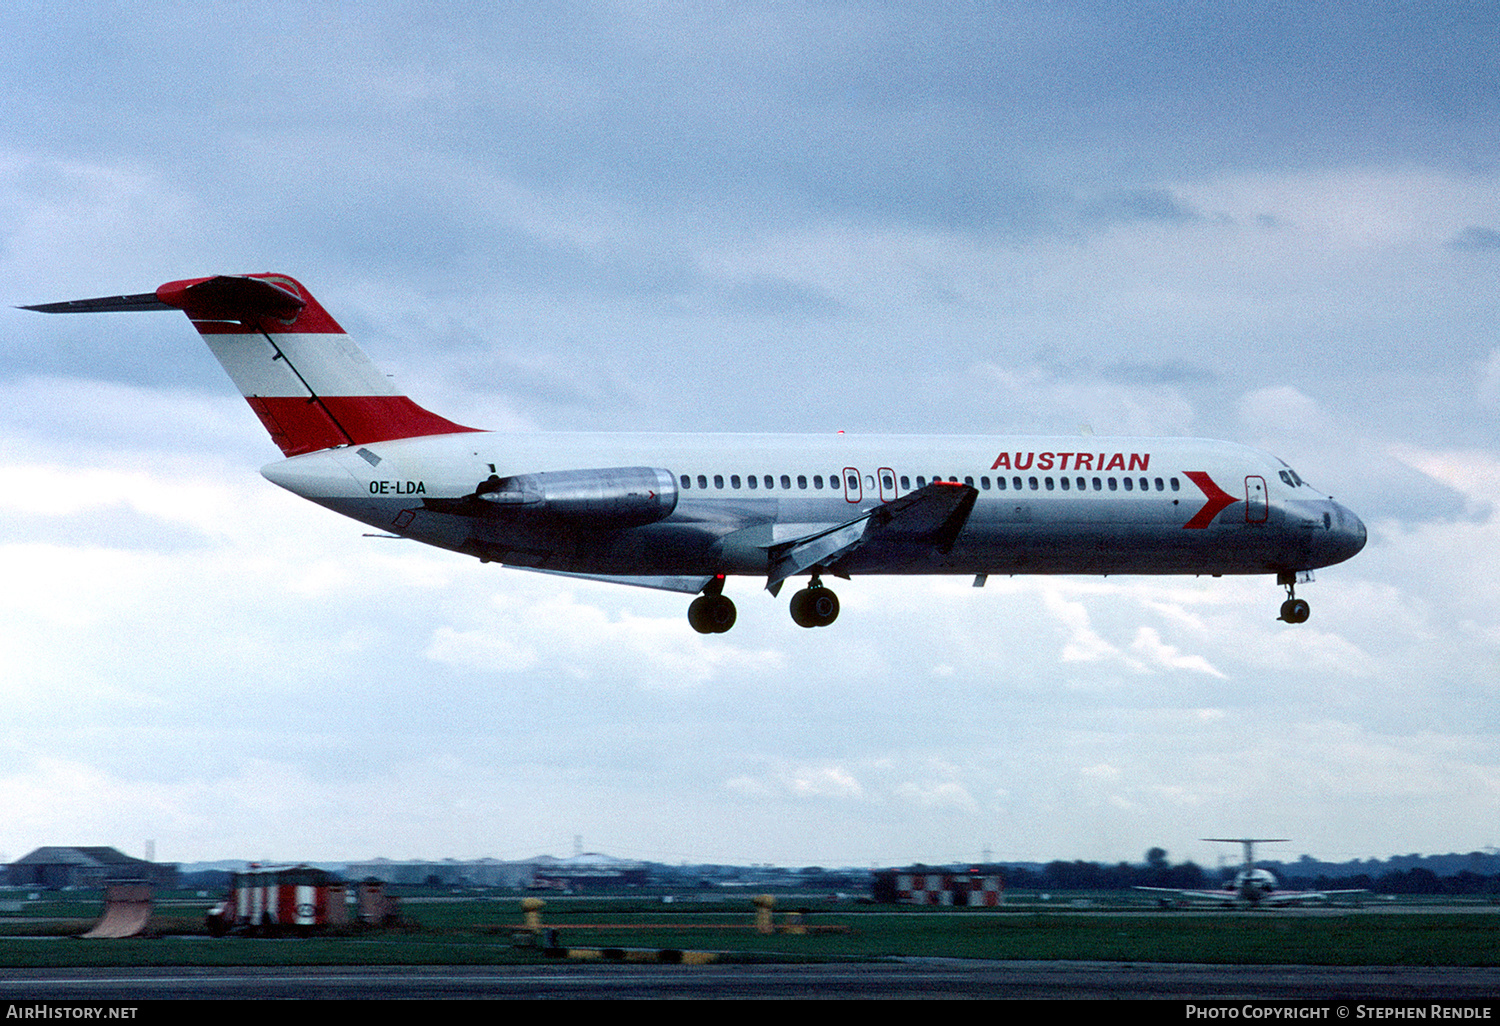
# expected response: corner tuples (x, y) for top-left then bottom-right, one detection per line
(677, 472), (1181, 493)
(915, 474), (1180, 493)
(680, 473), (842, 491)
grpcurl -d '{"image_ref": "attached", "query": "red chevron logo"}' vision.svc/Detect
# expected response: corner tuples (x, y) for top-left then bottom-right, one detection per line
(1182, 471), (1241, 529)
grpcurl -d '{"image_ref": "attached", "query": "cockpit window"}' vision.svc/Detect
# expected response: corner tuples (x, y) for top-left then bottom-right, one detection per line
(1278, 468), (1306, 488)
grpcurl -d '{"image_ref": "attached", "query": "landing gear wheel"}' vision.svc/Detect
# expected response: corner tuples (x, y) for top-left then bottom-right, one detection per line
(688, 594), (737, 634)
(1279, 598), (1310, 624)
(789, 585), (839, 628)
(1277, 571), (1311, 623)
(789, 589), (815, 628)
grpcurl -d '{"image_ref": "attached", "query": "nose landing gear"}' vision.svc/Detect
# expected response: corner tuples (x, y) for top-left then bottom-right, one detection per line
(1277, 571), (1310, 624)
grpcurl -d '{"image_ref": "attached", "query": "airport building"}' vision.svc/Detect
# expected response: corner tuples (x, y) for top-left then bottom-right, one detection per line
(343, 857), (530, 888)
(5, 847), (179, 890)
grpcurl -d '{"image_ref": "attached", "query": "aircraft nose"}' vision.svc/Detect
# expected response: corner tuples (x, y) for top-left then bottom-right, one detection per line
(1329, 501), (1367, 564)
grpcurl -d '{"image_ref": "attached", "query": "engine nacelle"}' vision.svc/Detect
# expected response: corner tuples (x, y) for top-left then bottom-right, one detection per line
(474, 466), (678, 528)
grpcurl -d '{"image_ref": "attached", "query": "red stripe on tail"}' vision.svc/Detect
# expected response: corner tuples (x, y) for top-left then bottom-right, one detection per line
(248, 395), (478, 457)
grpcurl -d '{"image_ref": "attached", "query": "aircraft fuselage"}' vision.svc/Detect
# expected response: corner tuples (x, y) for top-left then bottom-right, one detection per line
(262, 430), (1367, 580)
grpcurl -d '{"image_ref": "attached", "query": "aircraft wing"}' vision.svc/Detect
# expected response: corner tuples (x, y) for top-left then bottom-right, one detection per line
(1136, 886), (1366, 906)
(501, 567), (715, 595)
(1258, 889), (1367, 906)
(765, 480), (978, 592)
(1134, 886), (1239, 906)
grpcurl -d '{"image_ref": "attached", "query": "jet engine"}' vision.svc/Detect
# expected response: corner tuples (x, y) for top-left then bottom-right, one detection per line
(472, 466), (678, 528)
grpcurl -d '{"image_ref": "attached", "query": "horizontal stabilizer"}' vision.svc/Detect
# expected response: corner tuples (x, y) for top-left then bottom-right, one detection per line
(20, 293), (172, 314)
(25, 273), (320, 329)
(766, 480), (977, 591)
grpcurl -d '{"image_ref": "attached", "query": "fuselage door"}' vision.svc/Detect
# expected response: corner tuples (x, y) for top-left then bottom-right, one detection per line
(1245, 475), (1268, 523)
(878, 467), (897, 502)
(843, 466), (862, 503)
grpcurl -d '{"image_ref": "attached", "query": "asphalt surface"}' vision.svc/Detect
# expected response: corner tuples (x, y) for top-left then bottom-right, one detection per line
(2, 961), (1499, 1000)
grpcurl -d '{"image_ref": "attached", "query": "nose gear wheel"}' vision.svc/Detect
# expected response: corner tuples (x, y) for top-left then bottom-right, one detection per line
(1277, 572), (1310, 623)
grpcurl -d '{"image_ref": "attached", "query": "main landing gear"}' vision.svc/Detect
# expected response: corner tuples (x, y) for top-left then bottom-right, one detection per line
(688, 577), (737, 634)
(789, 576), (839, 629)
(686, 575), (843, 633)
(1277, 570), (1310, 624)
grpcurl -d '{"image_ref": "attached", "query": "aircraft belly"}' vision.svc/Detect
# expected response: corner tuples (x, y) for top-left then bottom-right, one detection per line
(840, 509), (1294, 576)
(461, 520), (729, 574)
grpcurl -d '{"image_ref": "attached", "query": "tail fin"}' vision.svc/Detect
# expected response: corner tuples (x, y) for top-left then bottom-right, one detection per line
(24, 273), (478, 457)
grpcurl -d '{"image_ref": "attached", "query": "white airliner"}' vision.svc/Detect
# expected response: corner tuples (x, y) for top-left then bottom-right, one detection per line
(25, 273), (1366, 633)
(1136, 838), (1366, 908)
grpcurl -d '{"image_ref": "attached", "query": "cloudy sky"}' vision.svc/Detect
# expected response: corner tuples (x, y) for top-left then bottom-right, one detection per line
(1, 1), (1497, 871)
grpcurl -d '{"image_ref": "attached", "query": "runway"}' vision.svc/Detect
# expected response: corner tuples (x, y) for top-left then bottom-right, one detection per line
(2, 961), (1499, 1000)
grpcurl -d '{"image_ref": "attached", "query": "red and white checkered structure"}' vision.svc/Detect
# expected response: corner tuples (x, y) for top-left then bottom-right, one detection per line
(895, 872), (1004, 906)
(207, 864), (349, 935)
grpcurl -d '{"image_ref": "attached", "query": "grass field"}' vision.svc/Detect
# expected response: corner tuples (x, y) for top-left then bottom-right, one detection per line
(2, 890), (1497, 968)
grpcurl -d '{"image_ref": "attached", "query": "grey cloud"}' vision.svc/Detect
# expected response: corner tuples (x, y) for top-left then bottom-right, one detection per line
(1448, 226), (1500, 251)
(1107, 359), (1216, 386)
(1079, 188), (1200, 226)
